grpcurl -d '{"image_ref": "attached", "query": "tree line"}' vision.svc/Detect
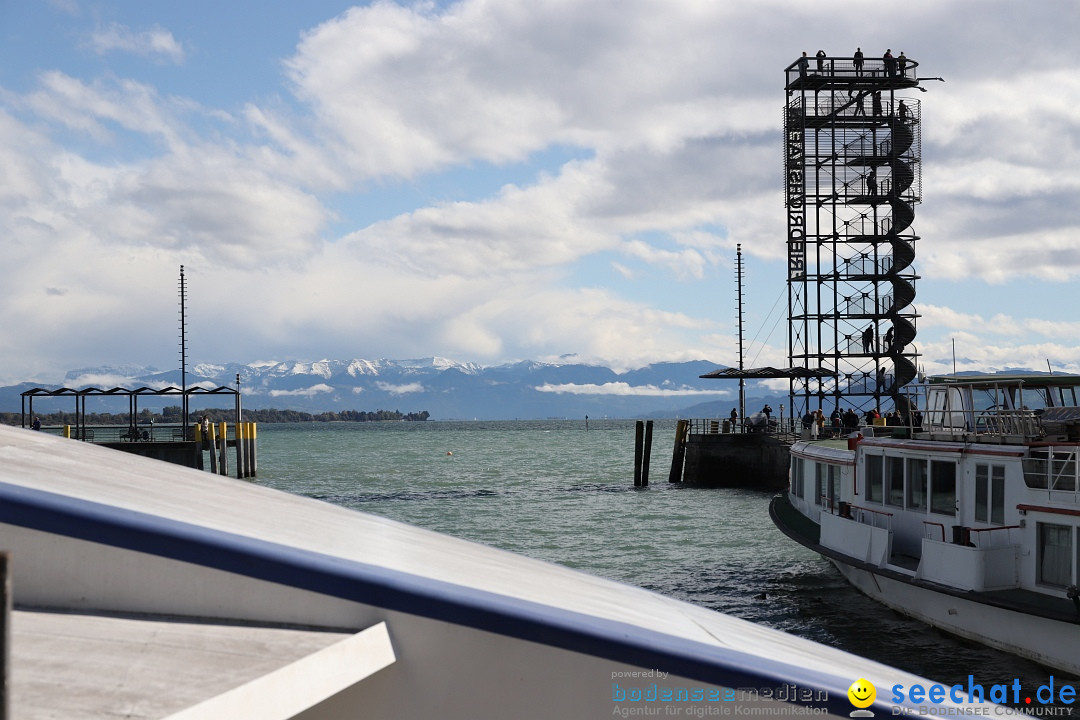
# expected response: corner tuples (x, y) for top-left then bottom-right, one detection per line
(1, 407), (431, 426)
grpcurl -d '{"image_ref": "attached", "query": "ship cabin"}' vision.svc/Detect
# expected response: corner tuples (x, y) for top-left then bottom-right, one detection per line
(785, 374), (1080, 604)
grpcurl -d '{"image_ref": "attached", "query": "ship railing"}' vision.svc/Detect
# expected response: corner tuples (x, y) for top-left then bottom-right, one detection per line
(968, 525), (1022, 549)
(850, 503), (892, 531)
(1023, 446), (1080, 494)
(973, 408), (1041, 437)
(922, 521), (946, 543)
(921, 406), (1042, 440)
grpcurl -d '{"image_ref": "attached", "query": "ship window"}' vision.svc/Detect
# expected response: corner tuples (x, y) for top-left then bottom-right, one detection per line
(906, 458), (927, 510)
(828, 464), (840, 507)
(975, 464), (1006, 524)
(815, 462), (825, 506)
(1037, 522), (1073, 588)
(792, 457), (804, 498)
(886, 455), (904, 507)
(930, 460), (956, 516)
(992, 466), (1005, 524)
(865, 455), (884, 503)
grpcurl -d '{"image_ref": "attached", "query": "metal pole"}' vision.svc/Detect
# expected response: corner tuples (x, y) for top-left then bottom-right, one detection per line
(736, 244), (746, 426)
(179, 266), (188, 431)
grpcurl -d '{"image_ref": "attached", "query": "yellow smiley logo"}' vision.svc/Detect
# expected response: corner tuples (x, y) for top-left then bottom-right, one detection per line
(848, 678), (876, 709)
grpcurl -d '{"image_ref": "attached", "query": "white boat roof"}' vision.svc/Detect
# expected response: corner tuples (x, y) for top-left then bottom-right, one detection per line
(0, 424), (967, 714)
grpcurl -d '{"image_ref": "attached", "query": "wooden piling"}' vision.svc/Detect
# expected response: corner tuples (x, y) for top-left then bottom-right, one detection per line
(218, 422), (229, 476)
(634, 420), (644, 487)
(235, 421), (246, 478)
(641, 420), (653, 487)
(668, 419), (690, 482)
(249, 422), (257, 476)
(208, 422), (218, 475)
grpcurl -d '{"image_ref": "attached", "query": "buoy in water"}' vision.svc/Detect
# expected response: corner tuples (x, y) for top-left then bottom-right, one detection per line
(446, 451), (453, 456)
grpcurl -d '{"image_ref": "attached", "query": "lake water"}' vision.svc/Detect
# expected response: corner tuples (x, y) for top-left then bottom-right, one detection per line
(252, 418), (1068, 698)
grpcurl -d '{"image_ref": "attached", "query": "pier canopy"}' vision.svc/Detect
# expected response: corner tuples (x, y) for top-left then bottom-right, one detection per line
(21, 384), (240, 438)
(699, 367), (836, 380)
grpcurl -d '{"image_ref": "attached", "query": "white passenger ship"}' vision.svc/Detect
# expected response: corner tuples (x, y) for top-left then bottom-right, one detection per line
(771, 373), (1080, 675)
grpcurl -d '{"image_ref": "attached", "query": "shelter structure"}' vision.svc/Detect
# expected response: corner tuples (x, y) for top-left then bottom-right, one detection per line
(21, 385), (240, 441)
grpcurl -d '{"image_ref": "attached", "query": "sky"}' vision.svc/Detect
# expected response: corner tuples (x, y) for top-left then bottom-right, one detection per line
(2, 0), (1079, 387)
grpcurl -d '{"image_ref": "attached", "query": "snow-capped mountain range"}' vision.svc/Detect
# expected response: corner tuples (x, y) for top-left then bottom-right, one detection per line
(2, 357), (773, 420)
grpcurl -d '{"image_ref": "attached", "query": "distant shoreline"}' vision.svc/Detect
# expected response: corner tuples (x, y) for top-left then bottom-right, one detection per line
(1, 408), (431, 427)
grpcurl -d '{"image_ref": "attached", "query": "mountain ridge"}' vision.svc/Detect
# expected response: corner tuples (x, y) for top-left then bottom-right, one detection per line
(5, 357), (767, 420)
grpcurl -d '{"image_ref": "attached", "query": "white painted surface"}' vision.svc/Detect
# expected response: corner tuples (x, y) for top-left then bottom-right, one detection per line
(0, 424), (981, 718)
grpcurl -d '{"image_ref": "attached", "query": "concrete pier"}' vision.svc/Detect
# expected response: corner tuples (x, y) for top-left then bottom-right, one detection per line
(681, 426), (792, 490)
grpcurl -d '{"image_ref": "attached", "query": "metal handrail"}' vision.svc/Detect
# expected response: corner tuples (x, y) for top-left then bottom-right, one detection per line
(923, 520), (946, 542)
(968, 525), (1021, 549)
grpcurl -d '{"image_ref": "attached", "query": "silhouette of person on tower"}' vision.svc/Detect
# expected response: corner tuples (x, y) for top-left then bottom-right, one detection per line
(883, 49), (896, 78)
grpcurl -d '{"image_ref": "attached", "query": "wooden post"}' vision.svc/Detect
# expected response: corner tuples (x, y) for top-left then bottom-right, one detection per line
(249, 423), (257, 477)
(633, 420), (644, 487)
(218, 422), (229, 476)
(668, 419), (689, 482)
(641, 420), (653, 487)
(1, 550), (10, 720)
(208, 422), (218, 475)
(235, 421), (245, 479)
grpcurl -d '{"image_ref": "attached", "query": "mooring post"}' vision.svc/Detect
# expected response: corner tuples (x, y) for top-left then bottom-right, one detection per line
(208, 422), (218, 475)
(249, 422), (258, 477)
(634, 420), (644, 487)
(235, 421), (246, 479)
(668, 419), (689, 482)
(642, 420), (653, 487)
(218, 422), (229, 476)
(1, 550), (10, 720)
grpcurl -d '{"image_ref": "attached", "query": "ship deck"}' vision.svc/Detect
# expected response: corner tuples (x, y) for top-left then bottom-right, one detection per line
(13, 609), (359, 719)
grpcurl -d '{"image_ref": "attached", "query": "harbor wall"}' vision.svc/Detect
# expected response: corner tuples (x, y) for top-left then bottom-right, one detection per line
(682, 433), (790, 490)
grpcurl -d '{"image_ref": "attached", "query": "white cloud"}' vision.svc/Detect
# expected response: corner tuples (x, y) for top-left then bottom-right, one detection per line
(375, 382), (426, 395)
(88, 23), (186, 64)
(535, 382), (729, 397)
(3, 0), (1080, 387)
(269, 384), (334, 397)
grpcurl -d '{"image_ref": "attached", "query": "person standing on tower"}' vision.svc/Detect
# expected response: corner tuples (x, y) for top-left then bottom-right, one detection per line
(816, 49), (826, 73)
(856, 92), (866, 116)
(797, 51), (809, 79)
(866, 166), (877, 197)
(898, 51), (908, 78)
(853, 47), (864, 75)
(862, 325), (875, 353)
(883, 49), (896, 78)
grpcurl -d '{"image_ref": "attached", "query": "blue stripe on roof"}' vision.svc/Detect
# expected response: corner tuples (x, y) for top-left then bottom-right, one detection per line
(0, 480), (860, 715)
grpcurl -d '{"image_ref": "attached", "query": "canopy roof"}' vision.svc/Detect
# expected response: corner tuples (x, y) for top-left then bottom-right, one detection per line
(699, 366), (836, 380)
(21, 385), (237, 398)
